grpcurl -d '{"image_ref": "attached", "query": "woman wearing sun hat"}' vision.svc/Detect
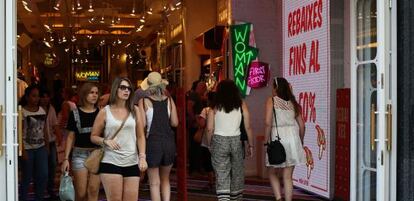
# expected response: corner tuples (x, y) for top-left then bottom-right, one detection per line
(139, 72), (179, 201)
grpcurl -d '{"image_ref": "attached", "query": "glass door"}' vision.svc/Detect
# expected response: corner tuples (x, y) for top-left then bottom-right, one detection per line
(351, 0), (395, 200)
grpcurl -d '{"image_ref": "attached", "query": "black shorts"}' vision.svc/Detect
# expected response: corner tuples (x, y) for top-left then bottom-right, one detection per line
(146, 137), (176, 168)
(99, 163), (140, 177)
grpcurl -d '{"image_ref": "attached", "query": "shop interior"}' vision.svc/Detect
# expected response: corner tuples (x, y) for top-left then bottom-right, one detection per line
(15, 0), (250, 200)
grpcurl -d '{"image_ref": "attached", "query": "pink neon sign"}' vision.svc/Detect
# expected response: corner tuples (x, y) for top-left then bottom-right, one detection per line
(247, 61), (270, 88)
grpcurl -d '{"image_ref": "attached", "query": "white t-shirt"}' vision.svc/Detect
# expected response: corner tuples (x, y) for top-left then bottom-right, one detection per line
(23, 107), (47, 149)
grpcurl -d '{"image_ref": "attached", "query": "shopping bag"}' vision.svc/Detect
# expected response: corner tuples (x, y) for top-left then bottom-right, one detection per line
(59, 171), (75, 201)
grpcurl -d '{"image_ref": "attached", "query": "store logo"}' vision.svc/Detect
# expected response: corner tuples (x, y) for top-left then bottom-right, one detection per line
(75, 71), (100, 81)
(230, 23), (258, 96)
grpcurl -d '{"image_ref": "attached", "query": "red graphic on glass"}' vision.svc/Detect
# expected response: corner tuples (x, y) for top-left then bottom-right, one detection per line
(304, 146), (314, 180)
(315, 124), (326, 160)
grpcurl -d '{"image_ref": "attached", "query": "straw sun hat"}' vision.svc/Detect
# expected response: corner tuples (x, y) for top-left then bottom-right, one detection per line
(140, 72), (169, 90)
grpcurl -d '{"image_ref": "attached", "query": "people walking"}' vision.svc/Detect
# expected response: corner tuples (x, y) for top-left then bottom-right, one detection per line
(197, 91), (215, 190)
(264, 77), (306, 201)
(61, 83), (101, 201)
(91, 77), (147, 201)
(19, 85), (49, 201)
(207, 80), (254, 201)
(139, 72), (178, 201)
(39, 89), (62, 200)
(186, 80), (207, 174)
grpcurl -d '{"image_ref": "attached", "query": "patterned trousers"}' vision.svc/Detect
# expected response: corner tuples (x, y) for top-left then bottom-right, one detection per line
(211, 135), (244, 201)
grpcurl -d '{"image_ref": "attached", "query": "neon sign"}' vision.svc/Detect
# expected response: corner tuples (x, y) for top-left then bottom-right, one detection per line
(247, 61), (269, 88)
(230, 23), (258, 96)
(75, 71), (100, 81)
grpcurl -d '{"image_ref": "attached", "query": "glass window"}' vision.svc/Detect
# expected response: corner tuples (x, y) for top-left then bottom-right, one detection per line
(356, 0), (377, 61)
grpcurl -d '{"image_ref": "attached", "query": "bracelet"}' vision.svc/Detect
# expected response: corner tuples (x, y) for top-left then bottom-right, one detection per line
(63, 158), (69, 161)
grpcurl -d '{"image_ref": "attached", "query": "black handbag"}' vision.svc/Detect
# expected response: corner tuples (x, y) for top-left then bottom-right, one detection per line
(240, 106), (248, 142)
(240, 106), (248, 158)
(266, 97), (286, 165)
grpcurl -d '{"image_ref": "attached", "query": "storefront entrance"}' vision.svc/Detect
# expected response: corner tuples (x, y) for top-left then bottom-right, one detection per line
(350, 0), (397, 200)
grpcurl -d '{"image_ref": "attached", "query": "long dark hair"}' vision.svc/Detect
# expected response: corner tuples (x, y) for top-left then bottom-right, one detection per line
(273, 77), (301, 117)
(19, 85), (40, 106)
(109, 77), (136, 118)
(214, 80), (242, 113)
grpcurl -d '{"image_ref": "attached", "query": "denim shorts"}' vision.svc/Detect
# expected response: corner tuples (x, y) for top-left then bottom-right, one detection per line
(71, 148), (94, 171)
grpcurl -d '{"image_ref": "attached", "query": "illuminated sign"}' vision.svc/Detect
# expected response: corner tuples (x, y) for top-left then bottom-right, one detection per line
(247, 61), (269, 88)
(75, 71), (100, 81)
(283, 0), (332, 198)
(230, 23), (258, 97)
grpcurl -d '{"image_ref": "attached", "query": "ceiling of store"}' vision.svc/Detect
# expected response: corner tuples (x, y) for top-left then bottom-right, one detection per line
(17, 0), (182, 48)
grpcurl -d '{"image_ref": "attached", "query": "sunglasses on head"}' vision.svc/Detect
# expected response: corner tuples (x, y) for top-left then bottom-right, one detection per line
(118, 85), (132, 92)
(274, 77), (279, 89)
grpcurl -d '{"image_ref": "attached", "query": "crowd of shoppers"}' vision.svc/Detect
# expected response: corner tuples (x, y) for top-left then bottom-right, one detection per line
(18, 71), (305, 201)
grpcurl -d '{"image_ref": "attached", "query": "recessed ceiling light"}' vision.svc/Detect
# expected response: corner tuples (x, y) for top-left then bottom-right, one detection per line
(76, 0), (82, 10)
(53, 0), (61, 10)
(88, 0), (94, 12)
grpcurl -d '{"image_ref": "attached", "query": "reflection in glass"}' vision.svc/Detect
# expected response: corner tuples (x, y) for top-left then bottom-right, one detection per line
(356, 64), (377, 201)
(356, 0), (377, 61)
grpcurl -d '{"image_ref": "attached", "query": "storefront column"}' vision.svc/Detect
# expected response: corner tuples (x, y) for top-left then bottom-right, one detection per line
(397, 0), (414, 200)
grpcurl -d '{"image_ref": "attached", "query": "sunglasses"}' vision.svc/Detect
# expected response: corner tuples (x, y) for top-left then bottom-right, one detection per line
(118, 85), (132, 92)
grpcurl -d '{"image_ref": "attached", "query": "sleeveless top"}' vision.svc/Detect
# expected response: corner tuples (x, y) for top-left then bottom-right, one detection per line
(101, 105), (138, 167)
(214, 107), (242, 137)
(266, 96), (306, 167)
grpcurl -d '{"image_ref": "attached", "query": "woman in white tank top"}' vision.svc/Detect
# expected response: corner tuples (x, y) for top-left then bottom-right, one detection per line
(206, 80), (254, 201)
(91, 77), (147, 201)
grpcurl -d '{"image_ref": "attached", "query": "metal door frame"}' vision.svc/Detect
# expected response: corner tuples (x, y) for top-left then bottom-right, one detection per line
(350, 0), (397, 200)
(1, 0), (18, 200)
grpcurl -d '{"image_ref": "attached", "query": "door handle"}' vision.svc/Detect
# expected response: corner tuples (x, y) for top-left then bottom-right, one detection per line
(0, 105), (3, 156)
(18, 106), (23, 156)
(370, 104), (376, 151)
(387, 104), (392, 151)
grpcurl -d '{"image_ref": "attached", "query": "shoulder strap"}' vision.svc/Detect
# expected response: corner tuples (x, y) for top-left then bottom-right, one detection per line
(108, 111), (129, 140)
(168, 97), (172, 119)
(141, 98), (147, 112)
(271, 97), (280, 142)
(72, 107), (82, 131)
